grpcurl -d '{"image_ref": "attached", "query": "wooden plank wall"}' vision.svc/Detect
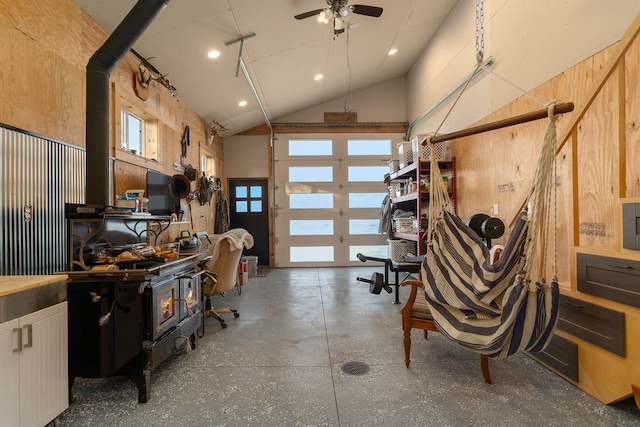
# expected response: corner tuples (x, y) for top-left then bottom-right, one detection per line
(0, 0), (224, 237)
(452, 34), (640, 286)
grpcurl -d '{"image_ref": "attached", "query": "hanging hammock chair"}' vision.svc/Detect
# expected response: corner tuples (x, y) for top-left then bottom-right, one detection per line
(420, 102), (562, 360)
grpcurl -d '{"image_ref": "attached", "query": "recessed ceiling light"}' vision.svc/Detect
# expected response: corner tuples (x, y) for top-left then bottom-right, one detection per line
(207, 50), (220, 59)
(239, 100), (248, 107)
(388, 48), (398, 55)
(314, 74), (323, 81)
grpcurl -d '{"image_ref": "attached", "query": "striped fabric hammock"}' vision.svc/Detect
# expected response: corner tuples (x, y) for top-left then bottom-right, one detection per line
(421, 103), (561, 360)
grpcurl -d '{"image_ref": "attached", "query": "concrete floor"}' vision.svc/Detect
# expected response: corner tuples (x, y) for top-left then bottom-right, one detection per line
(59, 267), (639, 426)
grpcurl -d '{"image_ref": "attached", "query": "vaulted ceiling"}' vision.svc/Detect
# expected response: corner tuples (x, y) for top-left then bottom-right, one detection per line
(74, 0), (458, 136)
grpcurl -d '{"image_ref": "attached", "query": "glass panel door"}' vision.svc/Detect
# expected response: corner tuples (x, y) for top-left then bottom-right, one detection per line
(273, 133), (403, 267)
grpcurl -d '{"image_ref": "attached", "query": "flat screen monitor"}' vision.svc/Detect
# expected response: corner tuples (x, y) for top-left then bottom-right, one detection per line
(146, 170), (180, 215)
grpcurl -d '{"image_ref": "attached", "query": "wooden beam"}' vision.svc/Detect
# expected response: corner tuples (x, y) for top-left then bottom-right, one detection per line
(271, 122), (407, 134)
(428, 102), (574, 144)
(236, 122), (408, 135)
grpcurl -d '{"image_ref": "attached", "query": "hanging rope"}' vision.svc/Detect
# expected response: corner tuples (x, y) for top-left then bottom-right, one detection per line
(479, 63), (548, 107)
(521, 101), (560, 286)
(433, 63), (483, 137)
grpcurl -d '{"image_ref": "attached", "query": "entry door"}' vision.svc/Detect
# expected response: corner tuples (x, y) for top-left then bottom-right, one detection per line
(228, 178), (269, 264)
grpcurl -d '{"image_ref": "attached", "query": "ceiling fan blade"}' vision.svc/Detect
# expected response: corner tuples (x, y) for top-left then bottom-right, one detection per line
(294, 8), (324, 20)
(351, 5), (383, 18)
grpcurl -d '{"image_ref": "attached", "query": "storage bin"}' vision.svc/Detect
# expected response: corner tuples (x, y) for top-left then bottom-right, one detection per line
(393, 217), (417, 234)
(411, 135), (450, 161)
(388, 239), (417, 261)
(242, 255), (259, 277)
(388, 159), (400, 174)
(397, 141), (413, 168)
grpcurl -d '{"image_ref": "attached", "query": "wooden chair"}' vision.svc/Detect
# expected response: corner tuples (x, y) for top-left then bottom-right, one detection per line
(401, 279), (492, 384)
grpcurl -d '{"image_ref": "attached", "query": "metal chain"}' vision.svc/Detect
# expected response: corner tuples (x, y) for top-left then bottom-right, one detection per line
(475, 0), (485, 63)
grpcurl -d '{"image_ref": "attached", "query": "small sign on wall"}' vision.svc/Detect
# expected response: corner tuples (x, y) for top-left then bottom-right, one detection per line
(324, 112), (357, 123)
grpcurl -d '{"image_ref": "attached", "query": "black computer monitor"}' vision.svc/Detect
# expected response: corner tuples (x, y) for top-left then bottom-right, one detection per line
(146, 170), (180, 215)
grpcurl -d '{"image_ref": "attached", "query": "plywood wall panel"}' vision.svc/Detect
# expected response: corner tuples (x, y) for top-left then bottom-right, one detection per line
(0, 0), (87, 69)
(576, 72), (617, 248)
(625, 33), (640, 198)
(0, 18), (84, 145)
(451, 46), (626, 283)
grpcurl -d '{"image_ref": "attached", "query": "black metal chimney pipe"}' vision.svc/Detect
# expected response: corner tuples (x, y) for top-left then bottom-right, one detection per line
(85, 0), (170, 206)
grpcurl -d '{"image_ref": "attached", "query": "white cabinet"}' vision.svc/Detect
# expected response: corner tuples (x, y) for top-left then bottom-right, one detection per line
(0, 317), (21, 427)
(0, 302), (68, 427)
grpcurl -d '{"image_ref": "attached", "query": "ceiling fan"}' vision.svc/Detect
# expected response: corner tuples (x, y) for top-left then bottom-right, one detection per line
(295, 0), (383, 35)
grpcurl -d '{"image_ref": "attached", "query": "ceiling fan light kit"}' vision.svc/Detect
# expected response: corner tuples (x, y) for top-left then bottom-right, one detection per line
(319, 9), (332, 23)
(295, 1), (383, 34)
(340, 7), (353, 20)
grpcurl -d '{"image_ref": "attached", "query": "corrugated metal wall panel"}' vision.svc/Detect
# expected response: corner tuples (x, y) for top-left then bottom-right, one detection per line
(0, 126), (85, 275)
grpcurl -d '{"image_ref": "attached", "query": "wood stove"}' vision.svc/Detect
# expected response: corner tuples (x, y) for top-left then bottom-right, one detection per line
(64, 205), (204, 403)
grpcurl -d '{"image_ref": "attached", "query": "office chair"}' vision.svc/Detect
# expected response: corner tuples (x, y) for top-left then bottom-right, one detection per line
(202, 228), (254, 328)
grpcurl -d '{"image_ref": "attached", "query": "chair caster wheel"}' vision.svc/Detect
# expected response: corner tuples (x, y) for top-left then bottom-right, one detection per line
(221, 322), (228, 328)
(234, 312), (240, 318)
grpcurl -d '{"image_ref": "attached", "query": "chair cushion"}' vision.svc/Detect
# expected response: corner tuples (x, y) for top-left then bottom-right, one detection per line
(411, 289), (434, 321)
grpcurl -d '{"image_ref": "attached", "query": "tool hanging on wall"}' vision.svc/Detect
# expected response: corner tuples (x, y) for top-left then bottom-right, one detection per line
(198, 173), (215, 206)
(130, 49), (177, 97)
(134, 63), (152, 101)
(180, 125), (190, 159)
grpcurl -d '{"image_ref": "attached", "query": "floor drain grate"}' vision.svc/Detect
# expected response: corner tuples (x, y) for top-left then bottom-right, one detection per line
(341, 361), (370, 376)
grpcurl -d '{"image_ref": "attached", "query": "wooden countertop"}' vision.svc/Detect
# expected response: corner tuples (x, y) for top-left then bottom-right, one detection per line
(0, 275), (67, 298)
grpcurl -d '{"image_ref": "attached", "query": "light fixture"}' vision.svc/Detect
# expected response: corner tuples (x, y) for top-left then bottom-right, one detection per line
(319, 8), (332, 24)
(388, 48), (398, 55)
(239, 100), (248, 107)
(317, 6), (353, 32)
(339, 6), (353, 21)
(207, 50), (220, 59)
(314, 74), (323, 81)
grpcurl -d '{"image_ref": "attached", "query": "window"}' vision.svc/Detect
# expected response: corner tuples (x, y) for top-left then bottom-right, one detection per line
(289, 166), (333, 182)
(289, 193), (334, 209)
(235, 185), (263, 213)
(349, 219), (380, 235)
(121, 110), (144, 155)
(118, 101), (159, 161)
(348, 166), (389, 182)
(290, 220), (334, 235)
(289, 140), (332, 156)
(290, 246), (334, 262)
(201, 154), (217, 178)
(348, 139), (391, 156)
(349, 192), (387, 209)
